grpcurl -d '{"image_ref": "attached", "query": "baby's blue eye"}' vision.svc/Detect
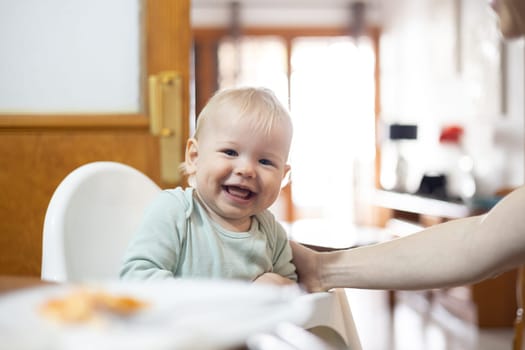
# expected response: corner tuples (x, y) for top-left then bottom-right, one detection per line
(259, 159), (273, 166)
(222, 149), (238, 156)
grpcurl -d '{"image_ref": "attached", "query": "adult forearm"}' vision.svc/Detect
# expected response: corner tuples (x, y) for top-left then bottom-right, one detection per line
(291, 186), (525, 292)
(319, 215), (512, 291)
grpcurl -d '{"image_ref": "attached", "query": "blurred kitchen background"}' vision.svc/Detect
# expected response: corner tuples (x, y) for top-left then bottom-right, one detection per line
(1, 0), (524, 348)
(191, 0), (523, 240)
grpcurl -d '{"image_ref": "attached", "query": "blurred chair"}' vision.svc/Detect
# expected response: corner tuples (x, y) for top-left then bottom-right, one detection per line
(41, 161), (161, 282)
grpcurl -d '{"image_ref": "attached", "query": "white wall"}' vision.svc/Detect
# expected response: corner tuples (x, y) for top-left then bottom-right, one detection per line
(379, 0), (524, 194)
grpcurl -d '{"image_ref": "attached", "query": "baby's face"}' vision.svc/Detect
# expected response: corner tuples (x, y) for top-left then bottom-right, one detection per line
(189, 114), (291, 232)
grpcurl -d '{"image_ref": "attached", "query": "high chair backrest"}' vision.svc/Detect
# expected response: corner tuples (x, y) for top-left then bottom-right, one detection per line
(41, 161), (161, 282)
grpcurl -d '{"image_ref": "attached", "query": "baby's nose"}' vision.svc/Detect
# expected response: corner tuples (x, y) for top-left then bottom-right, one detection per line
(234, 159), (256, 178)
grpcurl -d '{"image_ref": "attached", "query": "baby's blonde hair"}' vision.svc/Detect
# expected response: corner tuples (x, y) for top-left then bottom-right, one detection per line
(180, 87), (293, 180)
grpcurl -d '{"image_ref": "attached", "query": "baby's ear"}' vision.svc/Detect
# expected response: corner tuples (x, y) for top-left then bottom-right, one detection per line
(281, 164), (291, 188)
(184, 138), (199, 174)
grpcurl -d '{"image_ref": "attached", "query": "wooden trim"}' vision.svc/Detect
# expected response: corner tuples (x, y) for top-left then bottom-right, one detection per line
(193, 39), (219, 115)
(146, 0), (191, 141)
(193, 26), (379, 40)
(0, 114), (149, 131)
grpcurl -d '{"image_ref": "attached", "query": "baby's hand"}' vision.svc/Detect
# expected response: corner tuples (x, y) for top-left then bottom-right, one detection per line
(253, 272), (296, 286)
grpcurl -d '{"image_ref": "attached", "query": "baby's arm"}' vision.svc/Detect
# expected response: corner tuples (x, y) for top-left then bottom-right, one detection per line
(253, 211), (297, 286)
(120, 192), (182, 280)
(120, 225), (178, 280)
(262, 228), (297, 285)
(253, 272), (296, 286)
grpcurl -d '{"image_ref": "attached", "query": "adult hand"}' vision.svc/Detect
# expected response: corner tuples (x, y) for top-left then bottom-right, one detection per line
(289, 241), (326, 292)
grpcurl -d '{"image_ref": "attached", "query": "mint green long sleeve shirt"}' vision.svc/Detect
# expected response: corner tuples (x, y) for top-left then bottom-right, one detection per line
(120, 187), (297, 282)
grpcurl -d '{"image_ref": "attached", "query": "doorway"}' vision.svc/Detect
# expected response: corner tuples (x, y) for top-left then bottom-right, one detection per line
(193, 28), (379, 239)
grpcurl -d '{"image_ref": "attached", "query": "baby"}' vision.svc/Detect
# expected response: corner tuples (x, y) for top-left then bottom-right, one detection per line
(120, 87), (297, 286)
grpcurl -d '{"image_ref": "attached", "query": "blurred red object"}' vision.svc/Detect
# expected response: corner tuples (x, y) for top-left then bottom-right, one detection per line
(439, 125), (464, 143)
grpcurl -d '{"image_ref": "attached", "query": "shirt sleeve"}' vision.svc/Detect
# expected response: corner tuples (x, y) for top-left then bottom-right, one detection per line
(272, 228), (298, 281)
(119, 190), (186, 280)
(259, 212), (297, 281)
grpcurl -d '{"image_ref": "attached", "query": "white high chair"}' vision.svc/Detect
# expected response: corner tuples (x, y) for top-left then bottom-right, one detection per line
(41, 161), (161, 282)
(40, 161), (362, 349)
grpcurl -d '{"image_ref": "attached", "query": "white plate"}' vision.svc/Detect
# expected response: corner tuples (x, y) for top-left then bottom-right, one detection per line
(0, 279), (312, 350)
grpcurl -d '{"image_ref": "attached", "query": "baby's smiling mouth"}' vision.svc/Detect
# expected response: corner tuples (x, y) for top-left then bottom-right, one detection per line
(223, 185), (255, 199)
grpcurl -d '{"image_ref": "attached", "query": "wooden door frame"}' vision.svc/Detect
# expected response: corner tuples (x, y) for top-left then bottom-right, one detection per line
(192, 25), (382, 222)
